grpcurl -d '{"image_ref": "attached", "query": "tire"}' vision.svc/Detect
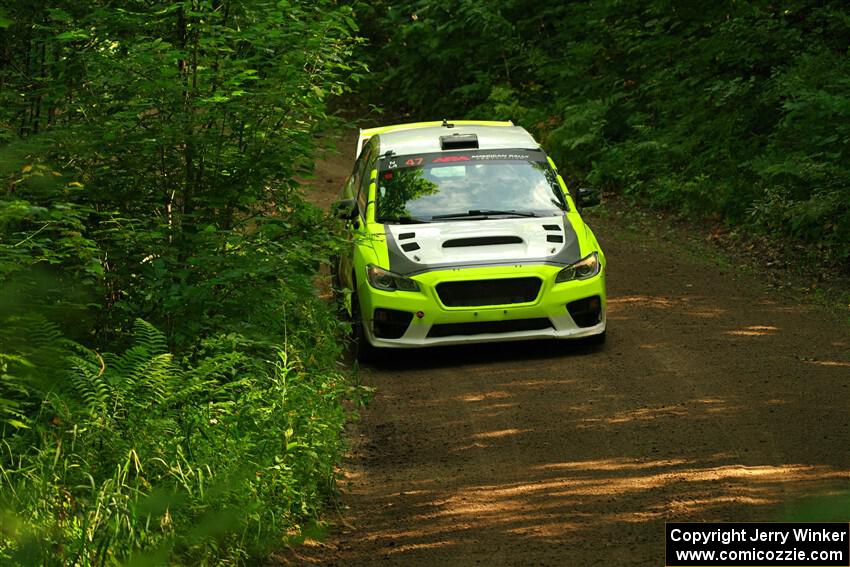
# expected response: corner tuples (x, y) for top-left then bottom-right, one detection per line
(351, 291), (379, 364)
(329, 256), (348, 316)
(329, 255), (341, 290)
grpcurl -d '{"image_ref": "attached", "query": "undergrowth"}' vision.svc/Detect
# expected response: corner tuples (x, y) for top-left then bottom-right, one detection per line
(1, 289), (368, 565)
(0, 0), (368, 563)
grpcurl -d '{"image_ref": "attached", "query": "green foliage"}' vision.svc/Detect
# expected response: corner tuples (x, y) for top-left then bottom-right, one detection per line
(355, 0), (850, 269)
(0, 0), (367, 563)
(1, 317), (364, 565)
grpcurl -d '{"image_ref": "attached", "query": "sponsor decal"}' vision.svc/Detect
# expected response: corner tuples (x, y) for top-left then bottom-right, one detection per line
(433, 155), (471, 163)
(470, 153), (531, 160)
(380, 149), (547, 171)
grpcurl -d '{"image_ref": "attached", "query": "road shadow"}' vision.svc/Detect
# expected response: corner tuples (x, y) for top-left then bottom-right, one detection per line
(360, 336), (605, 372)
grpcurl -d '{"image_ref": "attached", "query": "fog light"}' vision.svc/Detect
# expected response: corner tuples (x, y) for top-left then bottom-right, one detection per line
(372, 308), (414, 339)
(567, 296), (602, 328)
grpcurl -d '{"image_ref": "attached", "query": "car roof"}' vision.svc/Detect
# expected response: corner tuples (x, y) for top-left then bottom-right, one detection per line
(356, 121), (540, 159)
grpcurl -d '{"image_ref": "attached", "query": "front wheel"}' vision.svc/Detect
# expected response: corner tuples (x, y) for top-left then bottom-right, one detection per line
(351, 291), (379, 364)
(329, 255), (341, 290)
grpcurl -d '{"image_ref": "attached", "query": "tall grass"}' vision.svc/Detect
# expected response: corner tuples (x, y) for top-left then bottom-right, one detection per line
(1, 310), (366, 565)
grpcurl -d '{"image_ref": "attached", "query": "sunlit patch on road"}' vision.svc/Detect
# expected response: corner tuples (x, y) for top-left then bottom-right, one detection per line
(724, 325), (780, 337)
(470, 428), (530, 439)
(454, 391), (511, 402)
(802, 359), (850, 367)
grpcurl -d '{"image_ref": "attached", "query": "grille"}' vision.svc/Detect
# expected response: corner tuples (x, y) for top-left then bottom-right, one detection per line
(428, 318), (553, 338)
(436, 277), (542, 307)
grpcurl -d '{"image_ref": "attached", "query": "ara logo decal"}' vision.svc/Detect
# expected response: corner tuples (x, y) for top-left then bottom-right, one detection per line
(432, 155), (471, 163)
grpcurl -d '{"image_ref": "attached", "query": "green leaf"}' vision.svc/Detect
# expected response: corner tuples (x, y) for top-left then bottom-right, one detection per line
(56, 30), (89, 41)
(7, 419), (29, 429)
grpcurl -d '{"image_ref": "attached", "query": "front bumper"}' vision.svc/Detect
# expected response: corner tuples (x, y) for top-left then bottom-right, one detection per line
(358, 264), (606, 348)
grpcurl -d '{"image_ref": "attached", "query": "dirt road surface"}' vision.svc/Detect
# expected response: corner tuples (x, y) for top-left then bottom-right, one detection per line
(282, 135), (850, 566)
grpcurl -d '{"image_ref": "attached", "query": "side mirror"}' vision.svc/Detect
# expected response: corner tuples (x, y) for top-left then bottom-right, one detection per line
(577, 187), (601, 208)
(332, 198), (358, 220)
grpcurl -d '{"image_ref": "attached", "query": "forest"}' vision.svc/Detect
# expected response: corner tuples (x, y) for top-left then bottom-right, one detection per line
(1, 0), (848, 564)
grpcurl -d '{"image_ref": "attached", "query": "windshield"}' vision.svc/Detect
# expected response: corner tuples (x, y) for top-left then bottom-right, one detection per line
(375, 150), (568, 223)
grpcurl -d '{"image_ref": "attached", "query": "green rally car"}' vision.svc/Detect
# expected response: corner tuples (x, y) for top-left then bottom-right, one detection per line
(333, 120), (606, 361)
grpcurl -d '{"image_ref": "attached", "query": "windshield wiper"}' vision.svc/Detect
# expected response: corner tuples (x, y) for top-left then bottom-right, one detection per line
(381, 216), (432, 224)
(431, 209), (539, 220)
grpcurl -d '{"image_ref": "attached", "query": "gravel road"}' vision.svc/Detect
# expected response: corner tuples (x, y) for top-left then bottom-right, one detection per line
(279, 136), (850, 566)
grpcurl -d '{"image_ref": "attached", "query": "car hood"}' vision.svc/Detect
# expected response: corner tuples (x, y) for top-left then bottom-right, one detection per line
(383, 215), (582, 276)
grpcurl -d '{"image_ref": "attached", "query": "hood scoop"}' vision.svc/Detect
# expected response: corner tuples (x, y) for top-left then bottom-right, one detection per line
(384, 216), (581, 276)
(442, 236), (523, 248)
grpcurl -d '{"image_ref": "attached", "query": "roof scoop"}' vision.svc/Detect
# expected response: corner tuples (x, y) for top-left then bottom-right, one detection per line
(440, 133), (479, 150)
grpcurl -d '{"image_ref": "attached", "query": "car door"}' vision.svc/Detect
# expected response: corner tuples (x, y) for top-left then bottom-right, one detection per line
(338, 138), (377, 291)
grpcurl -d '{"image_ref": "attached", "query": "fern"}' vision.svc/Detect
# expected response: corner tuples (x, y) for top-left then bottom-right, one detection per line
(64, 319), (182, 422)
(0, 354), (28, 428)
(131, 319), (168, 356)
(0, 314), (69, 428)
(66, 345), (111, 417)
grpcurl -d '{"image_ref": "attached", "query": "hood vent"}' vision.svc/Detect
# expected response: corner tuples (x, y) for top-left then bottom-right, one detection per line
(443, 236), (523, 248)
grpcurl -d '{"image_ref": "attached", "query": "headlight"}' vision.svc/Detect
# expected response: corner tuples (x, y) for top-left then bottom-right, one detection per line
(366, 264), (420, 292)
(555, 252), (601, 283)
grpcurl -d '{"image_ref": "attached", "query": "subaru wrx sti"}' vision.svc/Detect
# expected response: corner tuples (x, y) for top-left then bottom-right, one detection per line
(333, 120), (606, 361)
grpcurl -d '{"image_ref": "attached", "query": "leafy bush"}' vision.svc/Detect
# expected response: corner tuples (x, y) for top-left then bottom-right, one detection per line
(355, 0), (850, 270)
(0, 0), (368, 563)
(1, 317), (364, 565)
